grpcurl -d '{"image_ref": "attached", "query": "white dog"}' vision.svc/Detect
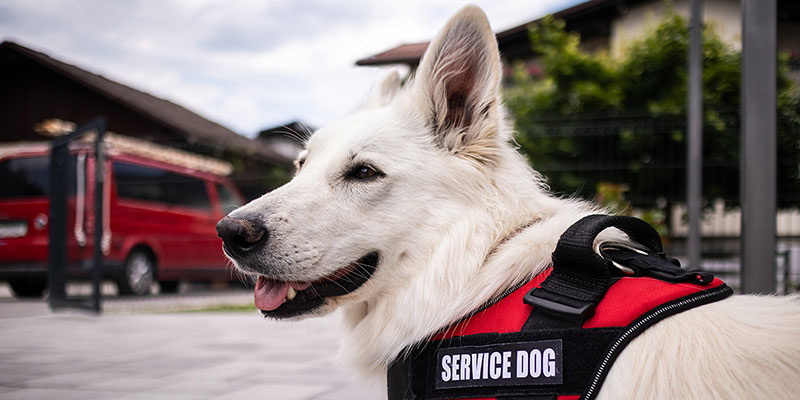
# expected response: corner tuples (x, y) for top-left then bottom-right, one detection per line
(218, 6), (800, 399)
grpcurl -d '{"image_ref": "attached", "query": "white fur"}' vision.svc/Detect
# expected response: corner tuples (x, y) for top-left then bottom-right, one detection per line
(230, 5), (800, 398)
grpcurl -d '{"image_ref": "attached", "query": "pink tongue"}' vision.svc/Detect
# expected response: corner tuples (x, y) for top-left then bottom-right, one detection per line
(255, 276), (289, 311)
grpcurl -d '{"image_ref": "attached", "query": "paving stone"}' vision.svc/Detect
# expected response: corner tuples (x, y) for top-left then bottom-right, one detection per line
(145, 379), (250, 397)
(311, 381), (385, 400)
(0, 388), (122, 400)
(113, 393), (205, 400)
(6, 372), (122, 390)
(0, 376), (33, 387)
(78, 377), (172, 393)
(216, 382), (329, 400)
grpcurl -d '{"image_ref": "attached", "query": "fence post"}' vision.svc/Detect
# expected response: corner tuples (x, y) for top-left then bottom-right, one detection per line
(740, 0), (776, 294)
(687, 0), (703, 269)
(91, 121), (106, 312)
(48, 142), (69, 305)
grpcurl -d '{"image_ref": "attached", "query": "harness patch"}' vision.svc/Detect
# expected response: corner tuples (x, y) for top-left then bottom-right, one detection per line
(435, 340), (563, 389)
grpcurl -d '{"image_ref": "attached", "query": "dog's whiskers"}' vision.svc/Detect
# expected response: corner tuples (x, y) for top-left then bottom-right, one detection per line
(306, 284), (323, 299)
(274, 124), (311, 145)
(317, 275), (351, 292)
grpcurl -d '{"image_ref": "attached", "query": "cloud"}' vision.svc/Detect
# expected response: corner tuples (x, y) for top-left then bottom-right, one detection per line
(0, 0), (581, 136)
(200, 0), (371, 53)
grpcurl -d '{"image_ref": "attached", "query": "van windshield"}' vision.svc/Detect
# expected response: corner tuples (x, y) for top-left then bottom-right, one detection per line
(0, 155), (77, 199)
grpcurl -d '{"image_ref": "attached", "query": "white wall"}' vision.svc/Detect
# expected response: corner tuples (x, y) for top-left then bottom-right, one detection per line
(610, 0), (742, 56)
(670, 200), (800, 237)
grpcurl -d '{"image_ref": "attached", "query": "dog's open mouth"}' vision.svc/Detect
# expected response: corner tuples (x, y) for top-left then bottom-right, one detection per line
(256, 252), (379, 318)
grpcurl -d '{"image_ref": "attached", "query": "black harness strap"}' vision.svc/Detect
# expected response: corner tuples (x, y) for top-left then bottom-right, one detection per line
(523, 216), (662, 329)
(523, 215), (711, 330)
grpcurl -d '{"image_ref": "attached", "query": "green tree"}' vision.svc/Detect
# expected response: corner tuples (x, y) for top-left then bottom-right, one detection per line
(505, 13), (800, 210)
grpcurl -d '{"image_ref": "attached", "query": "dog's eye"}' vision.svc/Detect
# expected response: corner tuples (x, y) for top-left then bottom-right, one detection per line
(351, 165), (380, 180)
(355, 166), (377, 179)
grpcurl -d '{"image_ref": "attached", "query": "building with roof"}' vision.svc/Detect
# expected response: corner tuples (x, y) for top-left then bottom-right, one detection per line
(357, 0), (799, 79)
(0, 40), (289, 199)
(257, 120), (314, 163)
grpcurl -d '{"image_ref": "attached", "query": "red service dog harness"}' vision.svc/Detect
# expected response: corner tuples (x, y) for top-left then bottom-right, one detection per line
(388, 215), (732, 400)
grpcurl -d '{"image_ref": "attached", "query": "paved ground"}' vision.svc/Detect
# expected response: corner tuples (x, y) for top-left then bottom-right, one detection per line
(0, 284), (384, 400)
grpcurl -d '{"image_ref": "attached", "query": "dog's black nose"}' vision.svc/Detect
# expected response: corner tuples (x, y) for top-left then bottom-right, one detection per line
(216, 216), (268, 258)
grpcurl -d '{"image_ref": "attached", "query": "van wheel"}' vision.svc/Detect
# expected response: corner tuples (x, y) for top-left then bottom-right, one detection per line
(9, 278), (46, 298)
(159, 280), (179, 294)
(118, 250), (154, 296)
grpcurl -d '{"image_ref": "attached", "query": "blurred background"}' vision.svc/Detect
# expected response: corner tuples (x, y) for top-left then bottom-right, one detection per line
(0, 0), (798, 399)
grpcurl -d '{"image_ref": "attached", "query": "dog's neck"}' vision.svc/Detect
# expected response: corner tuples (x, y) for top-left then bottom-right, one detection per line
(483, 218), (542, 265)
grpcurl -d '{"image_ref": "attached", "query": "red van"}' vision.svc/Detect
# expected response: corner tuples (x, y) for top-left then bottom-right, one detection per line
(0, 135), (245, 298)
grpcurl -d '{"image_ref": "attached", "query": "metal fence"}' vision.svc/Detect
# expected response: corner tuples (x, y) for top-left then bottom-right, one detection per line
(517, 112), (800, 292)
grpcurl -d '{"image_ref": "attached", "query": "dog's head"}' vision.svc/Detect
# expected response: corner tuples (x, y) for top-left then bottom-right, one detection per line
(217, 6), (513, 319)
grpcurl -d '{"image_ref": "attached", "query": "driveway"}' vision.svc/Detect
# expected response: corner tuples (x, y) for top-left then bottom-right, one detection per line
(0, 284), (383, 400)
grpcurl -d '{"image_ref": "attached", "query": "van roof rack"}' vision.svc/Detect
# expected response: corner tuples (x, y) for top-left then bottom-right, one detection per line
(32, 119), (233, 176)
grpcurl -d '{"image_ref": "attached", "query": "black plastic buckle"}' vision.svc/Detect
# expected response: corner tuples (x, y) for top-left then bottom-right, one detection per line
(523, 288), (597, 320)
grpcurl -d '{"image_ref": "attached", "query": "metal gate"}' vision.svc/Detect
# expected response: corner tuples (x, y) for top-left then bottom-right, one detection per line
(48, 117), (106, 313)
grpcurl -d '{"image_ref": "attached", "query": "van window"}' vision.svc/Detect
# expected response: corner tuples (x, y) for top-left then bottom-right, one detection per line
(113, 162), (211, 210)
(215, 183), (241, 215)
(0, 155), (77, 199)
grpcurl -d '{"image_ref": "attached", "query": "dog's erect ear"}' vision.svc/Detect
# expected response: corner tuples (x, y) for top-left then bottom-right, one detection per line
(362, 69), (403, 109)
(412, 5), (503, 162)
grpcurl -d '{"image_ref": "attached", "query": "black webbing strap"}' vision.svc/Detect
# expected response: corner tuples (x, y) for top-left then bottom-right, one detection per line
(523, 215), (665, 329)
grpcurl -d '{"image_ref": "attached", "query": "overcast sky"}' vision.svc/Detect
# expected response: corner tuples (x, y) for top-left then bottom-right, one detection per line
(0, 0), (582, 137)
